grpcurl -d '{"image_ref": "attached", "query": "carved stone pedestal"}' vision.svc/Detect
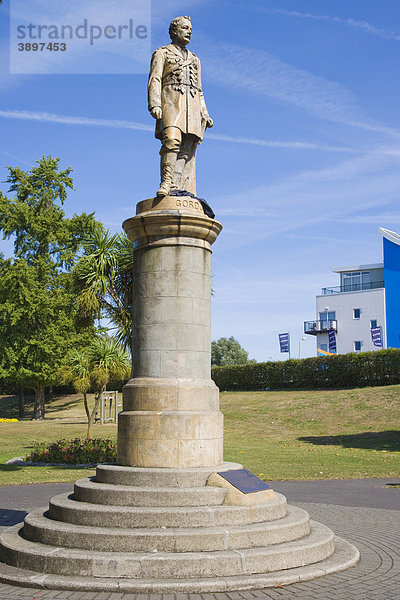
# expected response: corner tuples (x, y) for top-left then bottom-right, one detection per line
(118, 195), (223, 468)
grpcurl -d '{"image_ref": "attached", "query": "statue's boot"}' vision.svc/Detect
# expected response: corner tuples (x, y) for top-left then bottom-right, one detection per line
(157, 151), (178, 197)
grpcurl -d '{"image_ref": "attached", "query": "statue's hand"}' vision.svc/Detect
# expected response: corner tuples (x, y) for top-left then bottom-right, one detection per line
(150, 106), (162, 120)
(205, 116), (213, 128)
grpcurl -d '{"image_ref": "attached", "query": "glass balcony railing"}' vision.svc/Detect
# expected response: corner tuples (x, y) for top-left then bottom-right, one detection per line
(304, 320), (337, 335)
(321, 281), (384, 295)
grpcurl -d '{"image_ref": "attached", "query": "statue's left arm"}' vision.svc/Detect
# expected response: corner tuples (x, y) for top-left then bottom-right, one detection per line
(198, 57), (213, 128)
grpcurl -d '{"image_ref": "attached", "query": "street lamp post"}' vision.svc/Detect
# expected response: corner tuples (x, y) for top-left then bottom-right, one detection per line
(299, 336), (306, 359)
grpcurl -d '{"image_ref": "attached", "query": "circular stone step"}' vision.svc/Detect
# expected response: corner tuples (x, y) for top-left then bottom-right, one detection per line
(22, 505), (310, 553)
(73, 478), (226, 507)
(96, 462), (242, 487)
(0, 535), (360, 593)
(0, 521), (335, 579)
(48, 492), (287, 528)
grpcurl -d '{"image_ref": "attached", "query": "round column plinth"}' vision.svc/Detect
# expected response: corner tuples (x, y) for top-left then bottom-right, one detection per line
(118, 198), (223, 468)
(118, 408), (223, 468)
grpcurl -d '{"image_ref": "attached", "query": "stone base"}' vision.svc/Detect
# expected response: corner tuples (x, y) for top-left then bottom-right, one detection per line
(0, 463), (359, 593)
(117, 414), (223, 467)
(118, 378), (224, 467)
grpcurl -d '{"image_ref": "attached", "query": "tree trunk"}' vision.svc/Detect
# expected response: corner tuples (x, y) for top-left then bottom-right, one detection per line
(87, 413), (95, 439)
(18, 388), (25, 419)
(87, 390), (102, 439)
(32, 386), (45, 420)
(83, 392), (90, 421)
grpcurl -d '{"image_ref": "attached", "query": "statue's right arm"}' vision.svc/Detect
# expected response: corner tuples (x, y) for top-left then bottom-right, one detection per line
(148, 48), (164, 120)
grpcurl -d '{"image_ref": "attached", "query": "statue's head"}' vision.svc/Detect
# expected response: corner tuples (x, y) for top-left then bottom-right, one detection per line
(169, 16), (192, 46)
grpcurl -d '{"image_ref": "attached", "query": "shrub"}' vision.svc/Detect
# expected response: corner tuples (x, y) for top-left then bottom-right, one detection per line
(25, 437), (117, 464)
(211, 348), (400, 391)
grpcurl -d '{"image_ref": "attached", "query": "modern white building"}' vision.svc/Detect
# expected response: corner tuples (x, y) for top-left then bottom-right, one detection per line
(304, 227), (400, 355)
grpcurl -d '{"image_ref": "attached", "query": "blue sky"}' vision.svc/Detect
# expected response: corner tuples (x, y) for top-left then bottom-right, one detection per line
(1, 0), (400, 361)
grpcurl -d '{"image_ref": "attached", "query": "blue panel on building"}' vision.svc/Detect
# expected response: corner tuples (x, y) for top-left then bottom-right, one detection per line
(383, 237), (400, 348)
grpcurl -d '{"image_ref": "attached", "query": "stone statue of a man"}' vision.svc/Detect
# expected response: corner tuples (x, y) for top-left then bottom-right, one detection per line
(148, 16), (213, 198)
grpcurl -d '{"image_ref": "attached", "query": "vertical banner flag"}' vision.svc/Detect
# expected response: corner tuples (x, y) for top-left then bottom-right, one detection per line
(328, 329), (336, 353)
(279, 333), (290, 354)
(371, 326), (383, 347)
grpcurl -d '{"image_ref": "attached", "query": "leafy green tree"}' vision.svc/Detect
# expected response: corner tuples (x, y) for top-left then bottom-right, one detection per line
(0, 157), (94, 266)
(211, 336), (255, 366)
(73, 226), (134, 352)
(0, 156), (97, 419)
(58, 336), (130, 438)
(0, 258), (76, 418)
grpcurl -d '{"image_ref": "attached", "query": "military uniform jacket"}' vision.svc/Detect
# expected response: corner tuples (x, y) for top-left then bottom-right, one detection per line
(148, 43), (210, 141)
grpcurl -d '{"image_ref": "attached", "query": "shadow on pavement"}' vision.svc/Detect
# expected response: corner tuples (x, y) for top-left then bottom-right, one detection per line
(0, 508), (27, 526)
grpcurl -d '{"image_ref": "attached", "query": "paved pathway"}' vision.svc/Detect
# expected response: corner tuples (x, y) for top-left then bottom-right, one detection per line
(0, 478), (399, 600)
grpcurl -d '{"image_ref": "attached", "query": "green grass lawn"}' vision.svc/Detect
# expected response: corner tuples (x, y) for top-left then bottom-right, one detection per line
(0, 393), (117, 486)
(0, 385), (399, 486)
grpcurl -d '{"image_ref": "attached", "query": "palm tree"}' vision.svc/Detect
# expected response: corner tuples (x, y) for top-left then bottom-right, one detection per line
(73, 226), (134, 352)
(88, 336), (130, 437)
(58, 349), (91, 423)
(58, 337), (130, 438)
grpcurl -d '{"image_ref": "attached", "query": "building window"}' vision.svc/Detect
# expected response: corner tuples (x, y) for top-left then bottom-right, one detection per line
(320, 344), (327, 352)
(371, 319), (377, 328)
(319, 311), (336, 322)
(343, 271), (370, 291)
(354, 341), (362, 352)
(353, 308), (361, 319)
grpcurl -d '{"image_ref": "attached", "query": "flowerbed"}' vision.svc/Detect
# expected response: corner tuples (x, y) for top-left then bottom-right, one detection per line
(0, 418), (18, 423)
(25, 438), (117, 465)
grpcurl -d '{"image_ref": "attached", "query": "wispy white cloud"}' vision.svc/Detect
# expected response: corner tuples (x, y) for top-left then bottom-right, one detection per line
(213, 272), (334, 304)
(337, 214), (400, 224)
(342, 121), (400, 139)
(0, 109), (153, 132)
(0, 45), (27, 94)
(198, 37), (400, 138)
(283, 233), (376, 245)
(151, 0), (212, 28)
(207, 133), (357, 153)
(215, 150), (400, 250)
(262, 7), (400, 42)
(0, 109), (358, 153)
(0, 150), (32, 167)
(200, 38), (360, 124)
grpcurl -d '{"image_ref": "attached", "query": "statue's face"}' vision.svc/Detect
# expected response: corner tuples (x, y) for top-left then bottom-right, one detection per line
(173, 19), (192, 46)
